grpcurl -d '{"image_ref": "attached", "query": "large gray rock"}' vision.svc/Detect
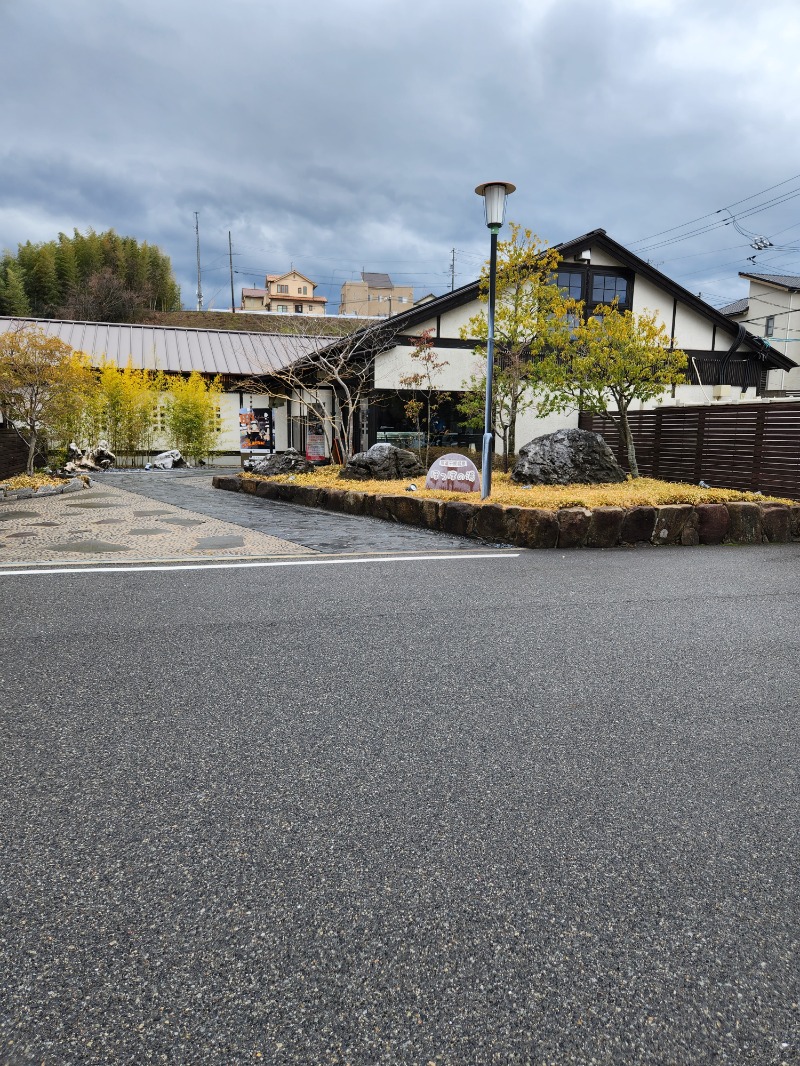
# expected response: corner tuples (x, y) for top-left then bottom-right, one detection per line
(512, 427), (626, 485)
(250, 448), (313, 475)
(340, 443), (424, 481)
(153, 449), (186, 470)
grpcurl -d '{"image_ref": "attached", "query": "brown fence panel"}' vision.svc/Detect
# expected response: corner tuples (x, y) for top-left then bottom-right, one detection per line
(579, 401), (800, 499)
(0, 425), (28, 481)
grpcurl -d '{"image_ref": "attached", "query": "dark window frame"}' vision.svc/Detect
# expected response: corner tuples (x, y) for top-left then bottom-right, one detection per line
(555, 265), (634, 313)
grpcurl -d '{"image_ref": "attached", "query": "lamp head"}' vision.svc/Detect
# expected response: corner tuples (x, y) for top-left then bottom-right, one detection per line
(475, 181), (516, 229)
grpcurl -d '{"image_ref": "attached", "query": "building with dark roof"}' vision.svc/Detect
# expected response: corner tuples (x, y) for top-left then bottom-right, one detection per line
(720, 271), (800, 391)
(339, 272), (413, 318)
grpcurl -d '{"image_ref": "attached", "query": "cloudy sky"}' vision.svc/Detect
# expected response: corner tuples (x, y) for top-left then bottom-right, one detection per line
(4, 0), (800, 313)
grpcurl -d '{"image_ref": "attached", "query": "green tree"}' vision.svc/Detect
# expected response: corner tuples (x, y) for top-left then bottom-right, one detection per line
(164, 371), (222, 462)
(2, 229), (181, 322)
(0, 322), (90, 473)
(1, 263), (32, 316)
(536, 302), (688, 477)
(398, 328), (451, 467)
(88, 360), (162, 462)
(458, 224), (575, 470)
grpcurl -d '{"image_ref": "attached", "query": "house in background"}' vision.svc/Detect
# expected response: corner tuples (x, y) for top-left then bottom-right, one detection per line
(326, 228), (796, 451)
(339, 272), (413, 317)
(241, 270), (327, 316)
(721, 272), (800, 392)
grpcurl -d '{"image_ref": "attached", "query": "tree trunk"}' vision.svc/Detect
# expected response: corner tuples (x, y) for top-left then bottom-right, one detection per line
(26, 431), (37, 476)
(507, 393), (518, 472)
(619, 407), (639, 478)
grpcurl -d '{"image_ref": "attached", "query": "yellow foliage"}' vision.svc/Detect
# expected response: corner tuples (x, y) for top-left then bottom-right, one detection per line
(242, 468), (792, 509)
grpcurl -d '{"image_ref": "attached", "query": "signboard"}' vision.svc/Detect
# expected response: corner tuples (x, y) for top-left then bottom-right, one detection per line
(305, 402), (327, 462)
(425, 452), (481, 493)
(240, 407), (274, 454)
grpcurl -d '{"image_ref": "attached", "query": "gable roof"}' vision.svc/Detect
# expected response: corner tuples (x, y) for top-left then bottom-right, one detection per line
(341, 228), (793, 370)
(266, 270), (317, 286)
(719, 297), (749, 316)
(0, 316), (321, 377)
(739, 272), (800, 291)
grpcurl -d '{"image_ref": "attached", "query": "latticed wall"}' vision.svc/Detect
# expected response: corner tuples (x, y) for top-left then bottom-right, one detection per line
(0, 423), (28, 480)
(580, 401), (800, 499)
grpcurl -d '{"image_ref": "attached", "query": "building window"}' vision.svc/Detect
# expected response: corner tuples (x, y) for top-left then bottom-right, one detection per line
(277, 304), (288, 313)
(765, 315), (775, 337)
(294, 304), (303, 313)
(557, 270), (583, 300)
(591, 273), (628, 306)
(300, 286), (307, 295)
(277, 284), (289, 294)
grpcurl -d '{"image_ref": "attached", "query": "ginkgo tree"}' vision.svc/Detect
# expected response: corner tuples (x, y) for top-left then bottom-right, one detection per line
(458, 224), (574, 469)
(535, 301), (688, 478)
(0, 322), (90, 473)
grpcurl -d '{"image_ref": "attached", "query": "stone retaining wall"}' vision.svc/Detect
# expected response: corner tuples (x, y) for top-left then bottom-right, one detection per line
(213, 475), (800, 549)
(1, 477), (90, 502)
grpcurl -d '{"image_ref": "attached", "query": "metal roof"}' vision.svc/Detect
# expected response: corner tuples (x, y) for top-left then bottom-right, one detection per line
(719, 298), (749, 316)
(739, 272), (800, 290)
(0, 317), (320, 377)
(361, 272), (393, 288)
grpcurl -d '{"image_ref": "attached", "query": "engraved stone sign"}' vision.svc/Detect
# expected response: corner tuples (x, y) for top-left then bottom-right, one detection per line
(425, 452), (481, 493)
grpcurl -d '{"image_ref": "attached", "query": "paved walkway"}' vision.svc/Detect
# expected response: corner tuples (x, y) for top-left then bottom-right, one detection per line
(0, 468), (474, 564)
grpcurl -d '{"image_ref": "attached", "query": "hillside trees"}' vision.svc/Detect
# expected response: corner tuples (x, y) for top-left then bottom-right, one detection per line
(0, 229), (181, 321)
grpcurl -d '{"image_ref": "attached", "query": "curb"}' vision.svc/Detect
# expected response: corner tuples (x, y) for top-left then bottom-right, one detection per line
(212, 475), (800, 549)
(0, 477), (91, 502)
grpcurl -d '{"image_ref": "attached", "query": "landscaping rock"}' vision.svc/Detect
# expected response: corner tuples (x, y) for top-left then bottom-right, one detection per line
(340, 443), (425, 481)
(653, 505), (694, 545)
(153, 449), (184, 470)
(586, 507), (625, 548)
(790, 505), (800, 540)
(251, 448), (313, 476)
(726, 502), (762, 544)
(680, 511), (700, 546)
(761, 504), (791, 543)
(441, 501), (476, 537)
(513, 507), (559, 549)
(473, 504), (516, 543)
(621, 506), (656, 544)
(342, 490), (366, 516)
(212, 475), (241, 492)
(557, 507), (593, 548)
(512, 428), (626, 485)
(696, 504), (729, 545)
(290, 485), (321, 508)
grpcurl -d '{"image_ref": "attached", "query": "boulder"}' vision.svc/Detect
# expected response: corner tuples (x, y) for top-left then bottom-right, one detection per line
(153, 449), (185, 470)
(696, 504), (729, 545)
(512, 428), (626, 485)
(250, 448), (313, 476)
(557, 507), (593, 548)
(339, 443), (424, 481)
(621, 506), (656, 545)
(586, 507), (625, 548)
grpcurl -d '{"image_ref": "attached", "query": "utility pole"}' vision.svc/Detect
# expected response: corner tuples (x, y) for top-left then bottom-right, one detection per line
(451, 248), (456, 292)
(194, 211), (203, 312)
(228, 231), (235, 313)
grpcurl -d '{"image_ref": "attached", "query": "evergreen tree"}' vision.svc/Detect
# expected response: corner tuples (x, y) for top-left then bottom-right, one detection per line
(2, 263), (32, 316)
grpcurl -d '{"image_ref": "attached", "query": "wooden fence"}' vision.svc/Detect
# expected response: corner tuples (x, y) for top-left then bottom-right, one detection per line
(0, 424), (28, 481)
(579, 401), (800, 500)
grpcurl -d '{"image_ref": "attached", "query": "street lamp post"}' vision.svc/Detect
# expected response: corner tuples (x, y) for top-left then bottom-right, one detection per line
(475, 181), (515, 499)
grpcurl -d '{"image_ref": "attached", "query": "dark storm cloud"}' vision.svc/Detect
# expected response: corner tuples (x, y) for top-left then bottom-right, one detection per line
(4, 0), (800, 310)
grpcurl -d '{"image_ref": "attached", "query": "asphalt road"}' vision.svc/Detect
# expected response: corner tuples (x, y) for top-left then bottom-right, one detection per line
(1, 545), (798, 1065)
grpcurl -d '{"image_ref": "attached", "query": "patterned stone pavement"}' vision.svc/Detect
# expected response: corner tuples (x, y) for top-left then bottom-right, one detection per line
(0, 481), (313, 565)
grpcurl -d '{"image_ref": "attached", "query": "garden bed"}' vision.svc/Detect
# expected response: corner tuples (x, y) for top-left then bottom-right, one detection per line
(213, 470), (799, 549)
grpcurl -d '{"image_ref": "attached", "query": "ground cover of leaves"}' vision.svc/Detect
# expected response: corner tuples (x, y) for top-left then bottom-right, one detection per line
(0, 473), (68, 491)
(242, 468), (792, 509)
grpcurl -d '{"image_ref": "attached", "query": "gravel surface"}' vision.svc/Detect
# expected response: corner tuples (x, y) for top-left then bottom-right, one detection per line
(98, 469), (478, 554)
(1, 546), (798, 1064)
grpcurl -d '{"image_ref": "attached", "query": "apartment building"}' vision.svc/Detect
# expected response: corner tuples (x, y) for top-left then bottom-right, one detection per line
(339, 272), (413, 317)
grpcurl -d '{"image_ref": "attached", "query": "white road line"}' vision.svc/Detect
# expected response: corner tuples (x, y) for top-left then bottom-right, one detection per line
(0, 553), (519, 578)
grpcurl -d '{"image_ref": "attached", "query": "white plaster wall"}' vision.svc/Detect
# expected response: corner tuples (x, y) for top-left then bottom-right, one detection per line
(581, 246), (621, 268)
(514, 406), (579, 446)
(375, 344), (480, 391)
(673, 304), (716, 350)
(438, 300), (481, 336)
(630, 275), (672, 330)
